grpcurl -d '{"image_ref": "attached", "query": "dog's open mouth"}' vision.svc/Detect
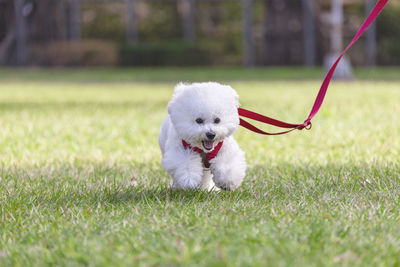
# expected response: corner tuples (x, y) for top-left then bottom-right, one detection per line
(202, 140), (214, 151)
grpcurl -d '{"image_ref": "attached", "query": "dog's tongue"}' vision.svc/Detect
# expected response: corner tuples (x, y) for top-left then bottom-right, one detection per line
(202, 140), (214, 150)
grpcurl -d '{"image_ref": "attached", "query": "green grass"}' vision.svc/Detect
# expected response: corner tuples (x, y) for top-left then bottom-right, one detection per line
(0, 68), (399, 266)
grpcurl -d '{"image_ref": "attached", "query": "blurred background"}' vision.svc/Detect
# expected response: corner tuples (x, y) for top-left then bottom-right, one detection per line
(1, 0), (399, 72)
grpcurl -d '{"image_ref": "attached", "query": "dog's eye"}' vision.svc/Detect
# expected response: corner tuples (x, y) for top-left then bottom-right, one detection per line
(195, 118), (204, 124)
(214, 118), (220, 124)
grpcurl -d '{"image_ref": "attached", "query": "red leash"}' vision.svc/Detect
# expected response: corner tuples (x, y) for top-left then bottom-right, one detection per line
(239, 0), (389, 135)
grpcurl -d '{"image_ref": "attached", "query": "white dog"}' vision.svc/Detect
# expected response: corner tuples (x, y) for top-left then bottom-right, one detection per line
(158, 82), (246, 191)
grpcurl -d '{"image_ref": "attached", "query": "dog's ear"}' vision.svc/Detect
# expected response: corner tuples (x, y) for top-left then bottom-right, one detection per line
(226, 85), (240, 108)
(168, 83), (188, 115)
(233, 90), (240, 108)
(167, 99), (174, 115)
(173, 82), (188, 97)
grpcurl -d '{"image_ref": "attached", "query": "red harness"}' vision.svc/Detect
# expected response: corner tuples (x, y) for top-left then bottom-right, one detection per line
(182, 140), (223, 168)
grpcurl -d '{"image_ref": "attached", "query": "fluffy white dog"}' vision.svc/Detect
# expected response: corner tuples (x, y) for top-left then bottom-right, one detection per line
(158, 82), (246, 191)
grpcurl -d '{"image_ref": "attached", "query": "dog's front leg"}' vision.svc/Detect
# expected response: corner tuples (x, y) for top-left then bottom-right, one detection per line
(162, 148), (204, 189)
(210, 138), (246, 191)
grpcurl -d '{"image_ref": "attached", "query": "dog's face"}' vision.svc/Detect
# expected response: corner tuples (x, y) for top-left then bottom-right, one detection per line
(168, 82), (240, 151)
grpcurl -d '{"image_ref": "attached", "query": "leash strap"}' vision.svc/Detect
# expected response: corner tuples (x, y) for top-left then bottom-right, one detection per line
(238, 0), (388, 135)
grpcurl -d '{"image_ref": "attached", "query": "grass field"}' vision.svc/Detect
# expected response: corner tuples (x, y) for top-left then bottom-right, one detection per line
(1, 68), (399, 266)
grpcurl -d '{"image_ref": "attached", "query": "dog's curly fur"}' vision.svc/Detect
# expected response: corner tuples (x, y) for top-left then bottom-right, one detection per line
(158, 82), (246, 191)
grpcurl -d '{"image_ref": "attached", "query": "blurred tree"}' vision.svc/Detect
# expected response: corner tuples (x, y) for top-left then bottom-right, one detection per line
(365, 0), (376, 66)
(323, 0), (353, 79)
(82, 2), (126, 41)
(178, 0), (196, 41)
(0, 0), (398, 67)
(0, 0), (80, 65)
(196, 1), (242, 64)
(302, 0), (316, 66)
(136, 2), (181, 42)
(14, 0), (27, 65)
(262, 0), (305, 65)
(69, 0), (81, 41)
(376, 3), (400, 65)
(0, 0), (15, 65)
(241, 0), (254, 67)
(30, 0), (69, 43)
(126, 0), (138, 43)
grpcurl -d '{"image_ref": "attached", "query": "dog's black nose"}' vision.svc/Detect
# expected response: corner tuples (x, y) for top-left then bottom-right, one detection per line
(206, 131), (216, 140)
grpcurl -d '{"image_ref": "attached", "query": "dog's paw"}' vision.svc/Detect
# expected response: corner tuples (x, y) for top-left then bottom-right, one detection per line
(173, 175), (202, 189)
(212, 166), (244, 191)
(216, 184), (230, 191)
(213, 179), (240, 191)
